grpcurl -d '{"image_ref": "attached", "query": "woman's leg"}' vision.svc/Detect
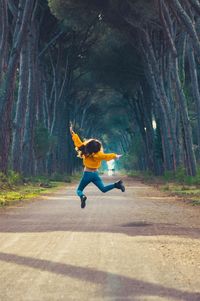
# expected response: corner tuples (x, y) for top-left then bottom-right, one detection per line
(76, 172), (92, 197)
(92, 173), (115, 193)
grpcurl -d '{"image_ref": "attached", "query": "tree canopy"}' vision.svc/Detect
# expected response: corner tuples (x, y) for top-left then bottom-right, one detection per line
(1, 0), (200, 177)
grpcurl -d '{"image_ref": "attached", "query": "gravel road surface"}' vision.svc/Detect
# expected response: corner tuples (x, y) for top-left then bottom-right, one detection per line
(0, 176), (200, 301)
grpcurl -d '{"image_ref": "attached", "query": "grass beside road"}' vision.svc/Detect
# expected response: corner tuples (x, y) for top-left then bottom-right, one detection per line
(127, 169), (200, 206)
(0, 182), (63, 207)
(0, 171), (79, 207)
(161, 184), (200, 206)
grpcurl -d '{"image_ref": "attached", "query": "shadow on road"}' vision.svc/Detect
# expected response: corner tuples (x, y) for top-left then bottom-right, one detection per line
(0, 219), (199, 239)
(0, 252), (199, 301)
(0, 176), (199, 240)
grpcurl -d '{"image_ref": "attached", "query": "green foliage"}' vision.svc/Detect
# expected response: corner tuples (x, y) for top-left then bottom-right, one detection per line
(48, 0), (100, 30)
(49, 172), (72, 182)
(120, 133), (145, 171)
(48, 0), (67, 19)
(48, 0), (103, 19)
(87, 31), (144, 93)
(127, 170), (153, 180)
(0, 173), (65, 207)
(191, 200), (200, 206)
(34, 124), (55, 159)
(0, 172), (7, 184)
(48, 0), (157, 28)
(163, 167), (187, 183)
(0, 185), (56, 207)
(121, 153), (138, 171)
(7, 170), (23, 185)
(160, 182), (200, 206)
(162, 165), (200, 185)
(0, 192), (24, 207)
(0, 171), (23, 189)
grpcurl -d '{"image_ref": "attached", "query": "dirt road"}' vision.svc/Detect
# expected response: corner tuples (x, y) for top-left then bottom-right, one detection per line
(0, 176), (200, 301)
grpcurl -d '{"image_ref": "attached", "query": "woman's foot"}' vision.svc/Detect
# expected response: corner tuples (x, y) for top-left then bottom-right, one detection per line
(114, 180), (125, 192)
(80, 195), (87, 208)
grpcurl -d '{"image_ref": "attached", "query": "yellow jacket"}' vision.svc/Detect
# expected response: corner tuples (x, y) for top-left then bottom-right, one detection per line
(72, 132), (117, 169)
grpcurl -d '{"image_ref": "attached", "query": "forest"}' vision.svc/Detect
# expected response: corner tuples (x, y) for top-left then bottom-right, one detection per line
(1, 0), (200, 178)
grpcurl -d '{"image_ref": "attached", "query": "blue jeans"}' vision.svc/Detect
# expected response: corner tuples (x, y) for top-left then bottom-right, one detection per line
(77, 171), (115, 197)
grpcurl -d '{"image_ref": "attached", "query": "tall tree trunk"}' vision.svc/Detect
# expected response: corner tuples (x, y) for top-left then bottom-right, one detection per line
(22, 19), (38, 176)
(169, 0), (200, 57)
(188, 39), (200, 160)
(11, 39), (29, 172)
(140, 32), (178, 171)
(172, 57), (197, 175)
(0, 0), (35, 173)
(0, 0), (8, 82)
(188, 0), (200, 15)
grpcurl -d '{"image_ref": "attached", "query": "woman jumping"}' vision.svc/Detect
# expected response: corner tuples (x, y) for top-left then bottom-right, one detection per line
(70, 124), (125, 209)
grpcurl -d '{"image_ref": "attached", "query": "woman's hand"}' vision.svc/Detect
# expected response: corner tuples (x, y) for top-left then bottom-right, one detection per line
(116, 154), (122, 160)
(69, 122), (74, 135)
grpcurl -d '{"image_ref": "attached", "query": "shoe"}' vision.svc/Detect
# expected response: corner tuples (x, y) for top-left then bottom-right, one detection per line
(114, 180), (125, 192)
(80, 195), (87, 208)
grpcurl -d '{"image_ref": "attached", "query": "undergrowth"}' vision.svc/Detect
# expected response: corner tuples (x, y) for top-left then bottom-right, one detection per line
(0, 171), (79, 207)
(128, 167), (200, 205)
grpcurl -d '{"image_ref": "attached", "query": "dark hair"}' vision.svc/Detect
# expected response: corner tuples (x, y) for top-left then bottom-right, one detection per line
(78, 139), (102, 157)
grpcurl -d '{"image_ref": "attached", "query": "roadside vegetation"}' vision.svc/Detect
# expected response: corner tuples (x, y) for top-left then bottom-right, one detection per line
(0, 171), (77, 207)
(128, 167), (200, 206)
